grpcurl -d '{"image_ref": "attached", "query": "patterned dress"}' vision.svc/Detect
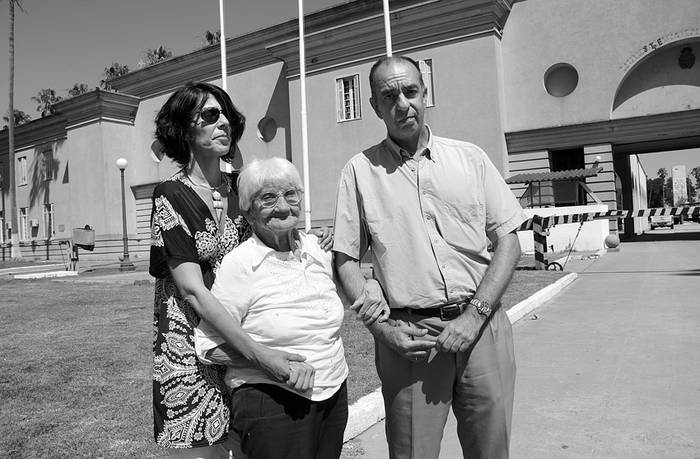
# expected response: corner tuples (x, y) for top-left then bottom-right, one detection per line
(149, 171), (251, 448)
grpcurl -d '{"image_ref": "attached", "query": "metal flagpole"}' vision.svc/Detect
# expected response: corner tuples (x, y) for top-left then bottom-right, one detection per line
(298, 0), (312, 231)
(219, 0), (227, 92)
(383, 0), (392, 56)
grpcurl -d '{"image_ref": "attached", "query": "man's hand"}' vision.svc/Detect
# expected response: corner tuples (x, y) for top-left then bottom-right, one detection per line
(435, 307), (485, 353)
(350, 279), (390, 325)
(255, 347), (308, 383)
(310, 226), (334, 252)
(372, 320), (437, 361)
(286, 361), (316, 392)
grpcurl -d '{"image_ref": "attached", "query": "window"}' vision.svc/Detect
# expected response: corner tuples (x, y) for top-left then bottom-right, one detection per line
(336, 75), (361, 122)
(549, 148), (586, 206)
(43, 203), (55, 238)
(19, 207), (29, 241)
(41, 150), (53, 181)
(18, 156), (27, 186)
(418, 59), (435, 107)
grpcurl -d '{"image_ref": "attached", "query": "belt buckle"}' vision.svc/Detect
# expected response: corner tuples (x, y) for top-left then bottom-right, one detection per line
(439, 302), (464, 321)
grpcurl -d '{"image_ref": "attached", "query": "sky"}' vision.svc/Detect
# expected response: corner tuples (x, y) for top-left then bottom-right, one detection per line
(2, 0), (699, 179)
(0, 0), (347, 117)
(638, 148), (700, 183)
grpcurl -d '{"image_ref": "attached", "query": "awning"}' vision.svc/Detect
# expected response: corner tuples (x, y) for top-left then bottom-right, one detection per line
(506, 166), (603, 184)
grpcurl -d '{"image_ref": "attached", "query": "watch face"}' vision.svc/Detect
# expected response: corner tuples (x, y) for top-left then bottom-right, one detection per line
(471, 298), (491, 316)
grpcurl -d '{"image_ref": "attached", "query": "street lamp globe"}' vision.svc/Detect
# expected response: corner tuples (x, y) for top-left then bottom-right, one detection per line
(116, 158), (128, 170)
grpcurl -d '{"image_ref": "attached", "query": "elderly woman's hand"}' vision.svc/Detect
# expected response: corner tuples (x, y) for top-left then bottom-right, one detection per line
(309, 226), (334, 252)
(255, 347), (308, 383)
(286, 361), (316, 392)
(351, 278), (391, 326)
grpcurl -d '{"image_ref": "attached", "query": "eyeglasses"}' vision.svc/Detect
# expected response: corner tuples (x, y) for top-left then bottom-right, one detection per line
(195, 107), (223, 125)
(256, 189), (302, 208)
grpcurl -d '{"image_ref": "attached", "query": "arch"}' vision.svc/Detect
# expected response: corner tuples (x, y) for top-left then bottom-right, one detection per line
(612, 37), (700, 116)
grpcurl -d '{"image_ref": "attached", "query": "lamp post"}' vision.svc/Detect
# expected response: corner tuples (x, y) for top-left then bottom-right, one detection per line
(116, 158), (135, 271)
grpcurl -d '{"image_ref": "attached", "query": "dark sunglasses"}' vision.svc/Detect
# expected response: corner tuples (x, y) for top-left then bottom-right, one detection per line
(196, 107), (223, 124)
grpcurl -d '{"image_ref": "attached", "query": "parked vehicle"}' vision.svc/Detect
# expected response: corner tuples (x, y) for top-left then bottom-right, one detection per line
(649, 214), (674, 229)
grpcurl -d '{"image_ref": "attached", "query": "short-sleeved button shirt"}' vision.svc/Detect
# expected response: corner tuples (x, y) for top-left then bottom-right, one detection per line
(333, 128), (527, 309)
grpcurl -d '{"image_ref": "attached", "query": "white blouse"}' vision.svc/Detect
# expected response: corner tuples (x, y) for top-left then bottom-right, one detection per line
(195, 232), (348, 401)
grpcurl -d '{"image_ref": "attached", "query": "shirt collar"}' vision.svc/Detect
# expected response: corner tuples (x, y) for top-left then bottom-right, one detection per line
(384, 125), (434, 161)
(248, 232), (325, 269)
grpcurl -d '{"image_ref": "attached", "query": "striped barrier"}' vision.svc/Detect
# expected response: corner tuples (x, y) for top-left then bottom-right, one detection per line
(521, 206), (699, 269)
(518, 206), (699, 232)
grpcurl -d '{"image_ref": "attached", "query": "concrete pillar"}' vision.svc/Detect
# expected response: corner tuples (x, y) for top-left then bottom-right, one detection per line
(584, 144), (617, 233)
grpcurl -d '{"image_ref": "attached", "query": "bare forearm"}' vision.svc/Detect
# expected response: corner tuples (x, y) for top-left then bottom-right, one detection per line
(334, 252), (366, 303)
(474, 231), (521, 309)
(183, 286), (266, 364)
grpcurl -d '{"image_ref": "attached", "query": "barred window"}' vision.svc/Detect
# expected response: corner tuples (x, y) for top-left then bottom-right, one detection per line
(41, 150), (53, 181)
(19, 207), (29, 241)
(18, 156), (27, 186)
(336, 75), (361, 122)
(418, 59), (435, 107)
(43, 203), (55, 238)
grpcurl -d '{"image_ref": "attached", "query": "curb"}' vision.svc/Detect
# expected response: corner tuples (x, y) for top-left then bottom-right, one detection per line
(505, 273), (577, 324)
(13, 270), (78, 280)
(343, 271), (579, 443)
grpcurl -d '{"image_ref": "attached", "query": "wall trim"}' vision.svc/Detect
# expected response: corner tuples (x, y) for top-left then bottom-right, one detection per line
(505, 109), (700, 153)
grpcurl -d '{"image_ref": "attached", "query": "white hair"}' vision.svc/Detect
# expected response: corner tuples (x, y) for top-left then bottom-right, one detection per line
(237, 157), (303, 211)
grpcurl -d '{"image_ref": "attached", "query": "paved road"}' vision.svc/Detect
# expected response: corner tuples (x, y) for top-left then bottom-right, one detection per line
(348, 224), (700, 458)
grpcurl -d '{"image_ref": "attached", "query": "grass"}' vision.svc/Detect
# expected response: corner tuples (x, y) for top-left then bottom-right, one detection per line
(0, 268), (565, 458)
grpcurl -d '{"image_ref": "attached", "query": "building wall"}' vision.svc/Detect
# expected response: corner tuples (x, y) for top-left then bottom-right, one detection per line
(502, 0), (700, 131)
(288, 35), (510, 225)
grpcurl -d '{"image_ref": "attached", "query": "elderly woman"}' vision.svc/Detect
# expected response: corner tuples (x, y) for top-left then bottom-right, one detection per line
(196, 157), (361, 459)
(150, 83), (331, 458)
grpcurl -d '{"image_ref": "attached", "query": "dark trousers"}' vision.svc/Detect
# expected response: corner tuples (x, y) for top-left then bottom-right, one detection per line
(231, 381), (348, 459)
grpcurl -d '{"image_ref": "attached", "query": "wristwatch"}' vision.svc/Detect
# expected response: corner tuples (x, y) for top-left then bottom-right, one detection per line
(468, 297), (491, 317)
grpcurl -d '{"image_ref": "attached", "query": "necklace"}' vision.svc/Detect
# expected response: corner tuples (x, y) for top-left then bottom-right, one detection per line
(184, 173), (228, 215)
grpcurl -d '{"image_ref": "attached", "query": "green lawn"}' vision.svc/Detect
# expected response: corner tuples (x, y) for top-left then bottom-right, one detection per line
(0, 268), (565, 458)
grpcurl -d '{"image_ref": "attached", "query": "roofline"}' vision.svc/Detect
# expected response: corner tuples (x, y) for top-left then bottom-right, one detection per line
(109, 0), (515, 96)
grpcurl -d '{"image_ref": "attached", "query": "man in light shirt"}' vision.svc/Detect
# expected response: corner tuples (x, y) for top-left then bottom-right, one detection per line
(333, 55), (527, 459)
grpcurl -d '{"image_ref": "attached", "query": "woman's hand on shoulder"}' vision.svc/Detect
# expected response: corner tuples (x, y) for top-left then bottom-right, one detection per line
(309, 226), (334, 252)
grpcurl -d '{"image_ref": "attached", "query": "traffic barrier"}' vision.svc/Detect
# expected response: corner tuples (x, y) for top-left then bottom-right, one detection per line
(521, 206), (699, 269)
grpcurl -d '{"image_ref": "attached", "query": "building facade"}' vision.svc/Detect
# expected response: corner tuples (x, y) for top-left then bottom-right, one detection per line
(1, 0), (698, 261)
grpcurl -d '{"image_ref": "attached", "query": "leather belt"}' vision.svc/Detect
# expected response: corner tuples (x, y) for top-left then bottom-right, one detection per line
(395, 299), (470, 321)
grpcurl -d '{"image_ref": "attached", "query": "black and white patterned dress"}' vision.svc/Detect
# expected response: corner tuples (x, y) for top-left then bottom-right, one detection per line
(149, 171), (251, 448)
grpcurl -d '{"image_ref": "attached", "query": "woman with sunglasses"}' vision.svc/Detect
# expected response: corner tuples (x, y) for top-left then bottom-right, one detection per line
(195, 157), (357, 459)
(149, 83), (331, 458)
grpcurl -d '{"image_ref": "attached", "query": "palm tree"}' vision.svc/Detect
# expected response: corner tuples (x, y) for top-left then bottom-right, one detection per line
(657, 168), (668, 207)
(6, 0), (25, 258)
(31, 88), (63, 117)
(138, 45), (173, 68)
(67, 82), (90, 98)
(100, 62), (130, 90)
(203, 30), (221, 46)
(2, 108), (31, 126)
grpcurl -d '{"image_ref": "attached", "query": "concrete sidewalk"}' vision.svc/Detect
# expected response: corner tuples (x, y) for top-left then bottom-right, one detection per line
(347, 237), (700, 458)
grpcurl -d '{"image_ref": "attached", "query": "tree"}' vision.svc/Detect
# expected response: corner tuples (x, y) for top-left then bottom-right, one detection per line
(100, 62), (130, 90)
(67, 83), (90, 97)
(691, 167), (700, 201)
(202, 30), (221, 46)
(686, 176), (696, 203)
(31, 88), (63, 117)
(2, 108), (31, 127)
(138, 45), (172, 68)
(657, 168), (668, 207)
(6, 0), (25, 258)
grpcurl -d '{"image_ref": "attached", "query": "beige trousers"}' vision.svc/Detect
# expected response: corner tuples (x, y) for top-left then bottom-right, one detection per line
(376, 307), (516, 459)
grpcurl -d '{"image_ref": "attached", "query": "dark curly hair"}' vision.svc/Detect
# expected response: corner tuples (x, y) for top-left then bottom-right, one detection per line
(154, 82), (246, 167)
